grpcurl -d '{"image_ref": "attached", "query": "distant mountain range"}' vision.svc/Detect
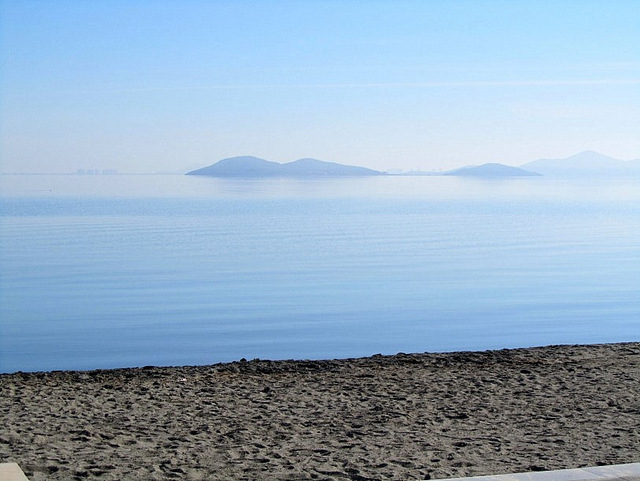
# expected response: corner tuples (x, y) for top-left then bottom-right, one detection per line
(439, 151), (640, 177)
(185, 151), (640, 179)
(443, 163), (541, 177)
(519, 151), (640, 177)
(186, 156), (384, 177)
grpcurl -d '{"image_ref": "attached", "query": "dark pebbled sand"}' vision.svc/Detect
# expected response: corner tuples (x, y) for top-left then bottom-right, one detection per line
(1, 343), (639, 481)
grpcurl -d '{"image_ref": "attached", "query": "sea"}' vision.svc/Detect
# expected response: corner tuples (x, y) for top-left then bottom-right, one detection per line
(1, 174), (638, 373)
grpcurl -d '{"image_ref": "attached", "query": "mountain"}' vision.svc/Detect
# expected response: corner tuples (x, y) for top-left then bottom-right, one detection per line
(281, 158), (382, 176)
(186, 156), (283, 177)
(186, 156), (383, 177)
(443, 163), (542, 177)
(520, 151), (640, 177)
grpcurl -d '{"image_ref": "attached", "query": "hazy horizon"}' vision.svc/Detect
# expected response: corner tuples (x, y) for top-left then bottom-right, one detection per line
(1, 1), (639, 174)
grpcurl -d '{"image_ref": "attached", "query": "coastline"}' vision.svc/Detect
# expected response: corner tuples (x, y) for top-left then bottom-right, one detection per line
(1, 343), (639, 481)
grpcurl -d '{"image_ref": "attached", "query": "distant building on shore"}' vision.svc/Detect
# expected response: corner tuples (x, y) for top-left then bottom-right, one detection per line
(77, 169), (118, 175)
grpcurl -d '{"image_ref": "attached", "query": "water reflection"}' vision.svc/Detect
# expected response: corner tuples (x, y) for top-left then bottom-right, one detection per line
(1, 174), (639, 203)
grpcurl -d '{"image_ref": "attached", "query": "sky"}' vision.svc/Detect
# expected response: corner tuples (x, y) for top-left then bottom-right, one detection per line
(1, 0), (639, 173)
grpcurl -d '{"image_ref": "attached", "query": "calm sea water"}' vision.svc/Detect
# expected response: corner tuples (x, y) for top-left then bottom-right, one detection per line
(1, 174), (638, 373)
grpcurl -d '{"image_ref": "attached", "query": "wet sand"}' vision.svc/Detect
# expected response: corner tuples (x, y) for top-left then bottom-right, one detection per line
(1, 343), (639, 481)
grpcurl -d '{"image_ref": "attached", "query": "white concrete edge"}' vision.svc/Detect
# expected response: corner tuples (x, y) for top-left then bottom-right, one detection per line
(428, 463), (640, 481)
(0, 463), (30, 481)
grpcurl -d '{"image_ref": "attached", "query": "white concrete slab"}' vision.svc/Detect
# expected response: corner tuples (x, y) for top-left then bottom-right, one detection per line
(429, 463), (640, 481)
(0, 463), (29, 481)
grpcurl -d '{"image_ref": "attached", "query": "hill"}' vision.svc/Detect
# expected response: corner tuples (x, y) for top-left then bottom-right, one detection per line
(443, 163), (541, 177)
(185, 156), (283, 177)
(520, 151), (640, 177)
(281, 158), (382, 176)
(186, 157), (383, 177)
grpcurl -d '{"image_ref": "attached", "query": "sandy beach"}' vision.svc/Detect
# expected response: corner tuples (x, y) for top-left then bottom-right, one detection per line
(1, 343), (639, 481)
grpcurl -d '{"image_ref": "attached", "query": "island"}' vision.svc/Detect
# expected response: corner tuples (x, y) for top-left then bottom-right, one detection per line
(443, 163), (542, 177)
(186, 156), (384, 178)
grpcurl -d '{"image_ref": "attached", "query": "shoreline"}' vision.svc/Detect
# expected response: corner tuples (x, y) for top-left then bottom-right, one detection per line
(3, 341), (637, 376)
(2, 342), (639, 480)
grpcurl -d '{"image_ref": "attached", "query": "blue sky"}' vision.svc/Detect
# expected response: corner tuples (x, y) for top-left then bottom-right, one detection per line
(1, 0), (639, 173)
